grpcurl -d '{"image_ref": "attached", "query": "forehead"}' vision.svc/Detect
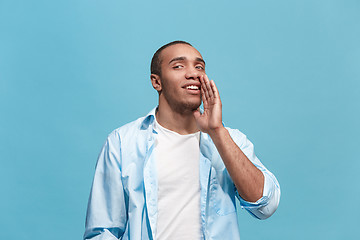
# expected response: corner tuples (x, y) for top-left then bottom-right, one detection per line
(160, 44), (203, 63)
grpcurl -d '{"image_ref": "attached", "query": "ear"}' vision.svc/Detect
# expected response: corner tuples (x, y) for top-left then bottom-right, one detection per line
(151, 74), (162, 92)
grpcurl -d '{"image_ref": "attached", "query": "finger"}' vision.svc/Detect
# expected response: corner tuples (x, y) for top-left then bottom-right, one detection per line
(200, 75), (210, 102)
(202, 75), (210, 100)
(200, 76), (208, 108)
(201, 87), (208, 108)
(204, 75), (214, 100)
(210, 80), (220, 99)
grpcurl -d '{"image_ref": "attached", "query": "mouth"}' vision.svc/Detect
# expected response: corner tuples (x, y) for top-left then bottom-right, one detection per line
(185, 85), (200, 90)
(183, 84), (201, 95)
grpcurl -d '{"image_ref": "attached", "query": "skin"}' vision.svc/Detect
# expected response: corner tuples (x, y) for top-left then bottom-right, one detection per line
(150, 43), (264, 202)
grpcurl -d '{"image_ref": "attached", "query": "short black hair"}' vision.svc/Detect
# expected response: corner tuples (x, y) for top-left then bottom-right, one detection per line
(151, 40), (192, 76)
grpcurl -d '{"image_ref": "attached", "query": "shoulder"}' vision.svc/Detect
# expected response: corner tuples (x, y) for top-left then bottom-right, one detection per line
(105, 106), (157, 147)
(107, 115), (150, 142)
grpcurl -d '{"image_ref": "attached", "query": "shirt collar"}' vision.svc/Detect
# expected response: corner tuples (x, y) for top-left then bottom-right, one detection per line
(140, 106), (205, 130)
(140, 107), (157, 130)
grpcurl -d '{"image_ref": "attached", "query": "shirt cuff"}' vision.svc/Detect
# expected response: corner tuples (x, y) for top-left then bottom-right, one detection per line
(236, 171), (280, 219)
(237, 171), (273, 208)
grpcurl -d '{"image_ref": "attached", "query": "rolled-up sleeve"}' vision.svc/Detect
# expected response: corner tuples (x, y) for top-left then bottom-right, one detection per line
(84, 130), (127, 239)
(228, 128), (281, 220)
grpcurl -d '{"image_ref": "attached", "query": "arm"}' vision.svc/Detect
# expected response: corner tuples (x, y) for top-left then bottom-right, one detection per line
(84, 130), (127, 239)
(208, 127), (264, 202)
(193, 75), (280, 218)
(227, 128), (280, 219)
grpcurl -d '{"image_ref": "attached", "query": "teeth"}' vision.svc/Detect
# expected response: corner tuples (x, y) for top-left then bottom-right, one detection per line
(186, 85), (199, 90)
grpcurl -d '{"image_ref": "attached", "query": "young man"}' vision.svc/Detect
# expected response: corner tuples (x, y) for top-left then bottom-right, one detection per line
(84, 41), (280, 240)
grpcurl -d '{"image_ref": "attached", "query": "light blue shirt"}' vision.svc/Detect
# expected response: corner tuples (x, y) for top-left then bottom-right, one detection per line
(84, 108), (280, 240)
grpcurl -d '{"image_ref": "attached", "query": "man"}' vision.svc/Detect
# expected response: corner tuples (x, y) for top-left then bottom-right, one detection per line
(84, 41), (280, 240)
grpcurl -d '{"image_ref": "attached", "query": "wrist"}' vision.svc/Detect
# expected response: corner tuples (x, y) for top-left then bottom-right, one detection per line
(208, 125), (227, 140)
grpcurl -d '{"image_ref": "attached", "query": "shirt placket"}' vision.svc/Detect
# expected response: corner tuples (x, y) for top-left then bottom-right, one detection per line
(143, 128), (158, 239)
(199, 132), (212, 240)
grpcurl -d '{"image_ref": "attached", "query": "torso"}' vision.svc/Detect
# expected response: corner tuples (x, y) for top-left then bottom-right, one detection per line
(154, 117), (202, 240)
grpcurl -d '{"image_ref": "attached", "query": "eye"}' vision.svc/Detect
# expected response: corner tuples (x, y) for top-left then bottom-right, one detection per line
(196, 65), (205, 70)
(173, 64), (184, 69)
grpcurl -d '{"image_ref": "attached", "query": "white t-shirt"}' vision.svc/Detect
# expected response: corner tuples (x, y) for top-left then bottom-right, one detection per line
(154, 118), (202, 240)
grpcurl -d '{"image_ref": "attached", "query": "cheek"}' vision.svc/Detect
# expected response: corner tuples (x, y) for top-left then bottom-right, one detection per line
(161, 77), (181, 92)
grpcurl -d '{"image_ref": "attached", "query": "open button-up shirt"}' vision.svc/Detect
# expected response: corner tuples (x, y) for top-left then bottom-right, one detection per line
(84, 108), (280, 240)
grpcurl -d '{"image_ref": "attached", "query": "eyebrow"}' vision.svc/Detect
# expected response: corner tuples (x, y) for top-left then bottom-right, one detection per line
(168, 56), (206, 65)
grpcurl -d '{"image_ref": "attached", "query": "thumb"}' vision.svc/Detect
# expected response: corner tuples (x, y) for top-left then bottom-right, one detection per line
(193, 109), (201, 120)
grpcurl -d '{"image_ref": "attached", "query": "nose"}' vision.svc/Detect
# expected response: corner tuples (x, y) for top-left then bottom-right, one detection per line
(185, 68), (200, 80)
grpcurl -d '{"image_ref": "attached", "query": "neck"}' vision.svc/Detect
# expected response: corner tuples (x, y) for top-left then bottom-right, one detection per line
(156, 102), (199, 135)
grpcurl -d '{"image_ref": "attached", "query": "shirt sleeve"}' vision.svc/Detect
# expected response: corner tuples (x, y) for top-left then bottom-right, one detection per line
(228, 128), (281, 220)
(84, 130), (127, 239)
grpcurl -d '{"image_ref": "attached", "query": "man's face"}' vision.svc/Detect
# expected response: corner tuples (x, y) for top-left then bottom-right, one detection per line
(155, 44), (206, 113)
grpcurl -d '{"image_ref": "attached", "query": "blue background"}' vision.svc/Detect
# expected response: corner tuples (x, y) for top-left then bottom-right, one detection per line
(1, 0), (359, 239)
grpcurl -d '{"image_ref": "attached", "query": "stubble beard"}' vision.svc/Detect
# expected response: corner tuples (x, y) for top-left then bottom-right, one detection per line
(163, 92), (201, 115)
(160, 76), (201, 115)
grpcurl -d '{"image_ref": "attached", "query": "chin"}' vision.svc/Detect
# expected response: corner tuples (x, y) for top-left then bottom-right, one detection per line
(184, 101), (201, 111)
(167, 97), (201, 114)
